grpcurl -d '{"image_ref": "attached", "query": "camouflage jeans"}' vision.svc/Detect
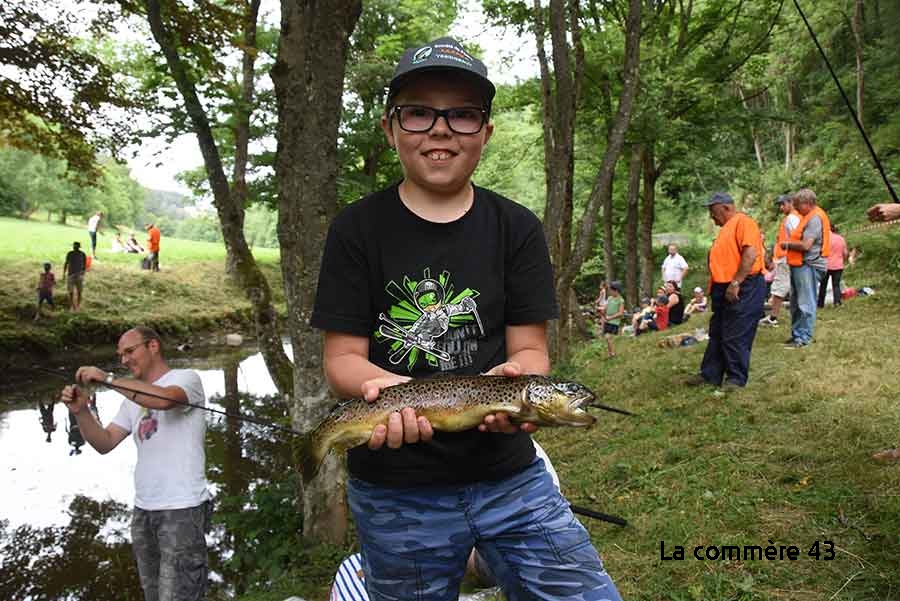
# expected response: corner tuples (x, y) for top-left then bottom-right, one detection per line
(131, 500), (212, 601)
(348, 457), (622, 601)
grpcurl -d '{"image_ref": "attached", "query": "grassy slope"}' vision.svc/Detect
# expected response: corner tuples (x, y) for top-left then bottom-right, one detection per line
(0, 216), (283, 354)
(545, 226), (900, 601)
(239, 227), (900, 601)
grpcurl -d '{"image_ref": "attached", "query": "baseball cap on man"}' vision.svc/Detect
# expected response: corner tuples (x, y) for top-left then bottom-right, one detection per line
(388, 37), (496, 110)
(703, 191), (734, 207)
(774, 194), (792, 207)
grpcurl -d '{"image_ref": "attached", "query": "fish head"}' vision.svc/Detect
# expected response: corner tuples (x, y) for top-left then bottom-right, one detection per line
(523, 378), (597, 427)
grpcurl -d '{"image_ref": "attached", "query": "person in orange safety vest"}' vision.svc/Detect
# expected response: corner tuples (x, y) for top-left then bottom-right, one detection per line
(778, 188), (829, 347)
(759, 194), (801, 327)
(687, 192), (765, 389)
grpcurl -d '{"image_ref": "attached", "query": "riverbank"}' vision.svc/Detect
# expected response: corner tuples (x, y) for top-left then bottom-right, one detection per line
(0, 216), (284, 367)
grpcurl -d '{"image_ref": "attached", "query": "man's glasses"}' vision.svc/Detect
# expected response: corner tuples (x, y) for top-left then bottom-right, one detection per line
(117, 339), (150, 359)
(390, 105), (488, 135)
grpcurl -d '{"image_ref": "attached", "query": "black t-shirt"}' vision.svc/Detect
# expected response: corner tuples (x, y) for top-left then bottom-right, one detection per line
(310, 183), (559, 487)
(65, 250), (87, 277)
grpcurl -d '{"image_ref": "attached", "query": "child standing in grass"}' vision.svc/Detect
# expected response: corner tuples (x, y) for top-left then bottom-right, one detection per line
(311, 36), (622, 601)
(34, 262), (55, 321)
(602, 281), (625, 358)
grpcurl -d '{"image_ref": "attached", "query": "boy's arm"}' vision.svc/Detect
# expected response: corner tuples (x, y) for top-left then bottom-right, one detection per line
(323, 331), (410, 399)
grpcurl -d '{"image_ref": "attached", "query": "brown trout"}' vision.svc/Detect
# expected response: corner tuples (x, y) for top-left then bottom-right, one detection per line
(299, 375), (597, 483)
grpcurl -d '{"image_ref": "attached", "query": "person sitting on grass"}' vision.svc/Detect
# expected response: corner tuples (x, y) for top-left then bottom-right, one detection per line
(685, 286), (707, 315)
(630, 296), (653, 335)
(111, 233), (126, 253)
(35, 262), (56, 321)
(637, 294), (670, 335)
(602, 281), (625, 358)
(665, 280), (686, 325)
(126, 232), (144, 253)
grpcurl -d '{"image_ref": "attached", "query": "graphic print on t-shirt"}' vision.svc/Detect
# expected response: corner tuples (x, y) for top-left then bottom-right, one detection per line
(375, 268), (484, 371)
(137, 408), (158, 442)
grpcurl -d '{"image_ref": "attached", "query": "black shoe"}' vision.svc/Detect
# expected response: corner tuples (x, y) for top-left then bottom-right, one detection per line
(685, 374), (712, 387)
(783, 337), (796, 344)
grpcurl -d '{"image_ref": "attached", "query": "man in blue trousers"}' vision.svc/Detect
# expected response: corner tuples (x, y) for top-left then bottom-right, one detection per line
(690, 192), (766, 389)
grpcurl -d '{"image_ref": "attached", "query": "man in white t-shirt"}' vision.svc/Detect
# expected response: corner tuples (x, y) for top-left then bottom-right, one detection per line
(87, 211), (103, 259)
(661, 244), (688, 285)
(61, 326), (210, 601)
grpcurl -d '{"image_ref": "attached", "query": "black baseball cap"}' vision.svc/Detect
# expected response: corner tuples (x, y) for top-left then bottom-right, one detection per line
(703, 191), (734, 207)
(388, 37), (496, 110)
(774, 194), (792, 206)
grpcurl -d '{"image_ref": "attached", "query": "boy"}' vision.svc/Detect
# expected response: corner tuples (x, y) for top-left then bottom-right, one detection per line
(311, 37), (621, 601)
(35, 261), (56, 321)
(602, 281), (624, 358)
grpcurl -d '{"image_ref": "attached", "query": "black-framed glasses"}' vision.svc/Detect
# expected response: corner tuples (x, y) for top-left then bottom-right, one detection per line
(390, 105), (488, 134)
(117, 339), (150, 359)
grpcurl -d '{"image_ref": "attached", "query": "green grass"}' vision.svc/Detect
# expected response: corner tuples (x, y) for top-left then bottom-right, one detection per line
(236, 226), (900, 601)
(0, 216), (284, 355)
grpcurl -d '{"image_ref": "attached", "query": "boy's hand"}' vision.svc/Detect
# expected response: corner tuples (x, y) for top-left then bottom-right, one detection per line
(361, 374), (433, 450)
(479, 362), (538, 435)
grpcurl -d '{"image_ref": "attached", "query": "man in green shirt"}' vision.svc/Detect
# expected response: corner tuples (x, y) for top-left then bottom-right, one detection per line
(602, 281), (625, 358)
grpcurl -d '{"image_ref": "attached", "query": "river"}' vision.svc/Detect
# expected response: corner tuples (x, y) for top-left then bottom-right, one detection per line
(0, 344), (291, 600)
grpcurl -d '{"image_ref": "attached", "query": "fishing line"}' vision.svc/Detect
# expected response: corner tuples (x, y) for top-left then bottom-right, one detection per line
(25, 365), (302, 437)
(792, 0), (899, 204)
(25, 365), (632, 526)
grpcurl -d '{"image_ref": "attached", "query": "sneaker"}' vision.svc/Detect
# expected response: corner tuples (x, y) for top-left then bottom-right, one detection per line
(783, 337), (797, 344)
(784, 341), (809, 349)
(759, 315), (779, 326)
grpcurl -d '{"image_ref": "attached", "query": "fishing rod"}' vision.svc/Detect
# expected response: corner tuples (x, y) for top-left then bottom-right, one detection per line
(792, 0), (899, 204)
(29, 366), (632, 526)
(27, 365), (300, 437)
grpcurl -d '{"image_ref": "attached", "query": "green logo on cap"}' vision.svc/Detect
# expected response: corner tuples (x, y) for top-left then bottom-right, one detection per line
(412, 46), (432, 64)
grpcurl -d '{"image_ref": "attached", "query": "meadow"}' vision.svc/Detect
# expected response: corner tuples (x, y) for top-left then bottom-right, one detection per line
(0, 216), (284, 357)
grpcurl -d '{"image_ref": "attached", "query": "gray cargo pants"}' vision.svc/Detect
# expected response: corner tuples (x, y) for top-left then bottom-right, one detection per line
(131, 500), (212, 601)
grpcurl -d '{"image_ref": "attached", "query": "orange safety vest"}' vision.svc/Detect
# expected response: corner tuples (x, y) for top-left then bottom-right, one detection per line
(772, 210), (800, 260)
(708, 212), (765, 284)
(787, 206), (830, 267)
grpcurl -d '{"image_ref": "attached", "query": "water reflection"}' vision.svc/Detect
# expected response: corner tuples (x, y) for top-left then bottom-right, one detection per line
(0, 346), (298, 601)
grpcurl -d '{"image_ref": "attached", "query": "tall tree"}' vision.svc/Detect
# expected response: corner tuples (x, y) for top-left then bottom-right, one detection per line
(623, 144), (641, 306)
(134, 0), (294, 394)
(272, 0), (361, 543)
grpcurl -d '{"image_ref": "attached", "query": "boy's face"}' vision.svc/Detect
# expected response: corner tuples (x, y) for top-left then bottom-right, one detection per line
(382, 72), (493, 197)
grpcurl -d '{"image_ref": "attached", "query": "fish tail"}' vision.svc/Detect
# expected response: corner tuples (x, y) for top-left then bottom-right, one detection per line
(297, 429), (326, 485)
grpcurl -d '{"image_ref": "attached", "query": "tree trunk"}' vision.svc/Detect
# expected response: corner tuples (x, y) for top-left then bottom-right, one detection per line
(142, 0), (294, 396)
(639, 144), (657, 297)
(624, 145), (641, 307)
(226, 0), (262, 276)
(557, 0), (642, 360)
(852, 0), (864, 130)
(272, 0), (361, 544)
(221, 356), (248, 595)
(602, 176), (617, 282)
(737, 86), (765, 169)
(534, 0), (580, 360)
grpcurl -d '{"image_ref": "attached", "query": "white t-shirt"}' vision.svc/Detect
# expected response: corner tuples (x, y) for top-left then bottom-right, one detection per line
(662, 253), (688, 283)
(111, 369), (210, 510)
(87, 214), (101, 233)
